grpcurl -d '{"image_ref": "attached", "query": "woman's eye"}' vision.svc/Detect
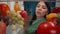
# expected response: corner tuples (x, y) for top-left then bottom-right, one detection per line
(43, 7), (46, 9)
(42, 5), (47, 9)
(37, 5), (40, 8)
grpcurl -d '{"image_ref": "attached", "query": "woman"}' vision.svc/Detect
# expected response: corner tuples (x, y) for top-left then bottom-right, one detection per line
(26, 1), (51, 34)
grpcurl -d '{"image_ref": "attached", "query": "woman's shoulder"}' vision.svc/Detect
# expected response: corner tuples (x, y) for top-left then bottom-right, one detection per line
(32, 18), (46, 25)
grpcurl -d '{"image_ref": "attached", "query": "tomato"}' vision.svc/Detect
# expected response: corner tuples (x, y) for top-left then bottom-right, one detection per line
(52, 7), (60, 13)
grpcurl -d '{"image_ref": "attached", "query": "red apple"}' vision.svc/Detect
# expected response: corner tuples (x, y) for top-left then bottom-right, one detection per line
(37, 21), (60, 34)
(19, 10), (28, 20)
(0, 4), (10, 16)
(52, 7), (60, 13)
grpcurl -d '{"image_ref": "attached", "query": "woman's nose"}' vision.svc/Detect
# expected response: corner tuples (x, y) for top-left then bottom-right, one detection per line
(38, 8), (42, 11)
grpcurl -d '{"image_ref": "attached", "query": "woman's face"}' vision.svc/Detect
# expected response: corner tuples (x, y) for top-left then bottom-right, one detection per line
(36, 1), (48, 17)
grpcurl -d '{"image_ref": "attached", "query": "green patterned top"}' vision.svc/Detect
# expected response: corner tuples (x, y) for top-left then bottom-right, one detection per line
(25, 18), (46, 34)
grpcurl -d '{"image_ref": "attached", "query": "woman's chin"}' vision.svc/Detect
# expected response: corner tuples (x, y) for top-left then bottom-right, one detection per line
(37, 15), (42, 17)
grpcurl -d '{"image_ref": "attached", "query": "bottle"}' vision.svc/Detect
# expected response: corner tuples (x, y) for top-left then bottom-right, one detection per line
(14, 2), (20, 12)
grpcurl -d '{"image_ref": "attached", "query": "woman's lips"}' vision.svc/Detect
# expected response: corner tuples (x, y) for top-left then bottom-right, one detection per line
(36, 11), (41, 17)
(36, 11), (41, 14)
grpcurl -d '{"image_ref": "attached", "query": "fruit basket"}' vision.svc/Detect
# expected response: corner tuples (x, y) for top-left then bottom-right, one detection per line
(0, 0), (60, 34)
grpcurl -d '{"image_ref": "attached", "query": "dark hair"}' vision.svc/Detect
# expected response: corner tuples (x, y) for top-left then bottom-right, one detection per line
(29, 1), (51, 25)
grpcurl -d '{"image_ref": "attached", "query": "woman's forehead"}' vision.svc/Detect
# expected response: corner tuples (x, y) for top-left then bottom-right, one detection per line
(37, 1), (46, 6)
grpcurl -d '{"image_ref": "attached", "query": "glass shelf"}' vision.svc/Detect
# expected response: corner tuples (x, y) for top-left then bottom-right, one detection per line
(0, 0), (60, 2)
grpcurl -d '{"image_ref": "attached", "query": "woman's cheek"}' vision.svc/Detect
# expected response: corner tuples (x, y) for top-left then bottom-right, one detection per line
(41, 11), (47, 16)
(36, 12), (40, 17)
(43, 9), (48, 14)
